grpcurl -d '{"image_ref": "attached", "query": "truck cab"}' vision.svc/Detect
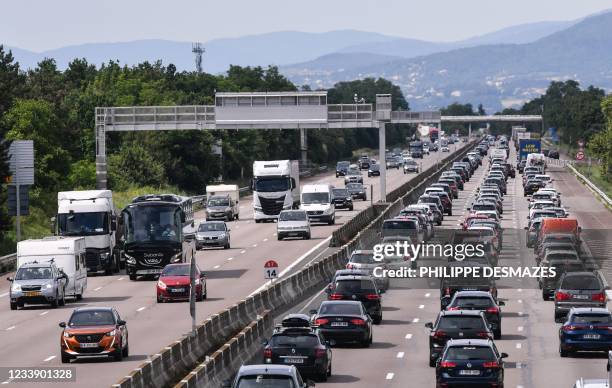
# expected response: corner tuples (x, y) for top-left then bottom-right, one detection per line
(252, 160), (300, 223)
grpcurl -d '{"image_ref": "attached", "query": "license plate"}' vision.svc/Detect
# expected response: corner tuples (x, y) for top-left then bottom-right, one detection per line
(459, 370), (481, 376)
(80, 343), (98, 348)
(284, 358), (304, 364)
(138, 269), (162, 275)
(24, 291), (41, 297)
(171, 288), (185, 293)
(573, 295), (590, 300)
(331, 322), (348, 327)
(583, 334), (601, 339)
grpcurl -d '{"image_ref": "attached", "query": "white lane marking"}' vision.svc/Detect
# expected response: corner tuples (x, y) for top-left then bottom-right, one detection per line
(249, 236), (332, 296)
(240, 250), (246, 254)
(412, 318), (420, 323)
(298, 288), (327, 314)
(40, 311), (49, 316)
(518, 288), (523, 292)
(405, 333), (413, 339)
(252, 244), (258, 248)
(396, 352), (405, 358)
(227, 257), (234, 261)
(518, 311), (524, 316)
(43, 355), (56, 362)
(0, 292), (8, 298)
(1, 379), (12, 385)
(518, 326), (524, 332)
(213, 265), (221, 269)
(263, 238), (268, 242)
(518, 299), (523, 304)
(425, 293), (431, 298)
(516, 343), (522, 349)
(94, 287), (102, 291)
(137, 306), (146, 312)
(118, 277), (124, 281)
(6, 326), (15, 331)
(385, 373), (394, 380)
(418, 305), (425, 309)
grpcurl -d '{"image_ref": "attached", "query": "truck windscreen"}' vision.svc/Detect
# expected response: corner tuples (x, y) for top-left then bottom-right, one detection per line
(302, 192), (329, 204)
(123, 205), (182, 244)
(254, 177), (290, 192)
(58, 212), (109, 236)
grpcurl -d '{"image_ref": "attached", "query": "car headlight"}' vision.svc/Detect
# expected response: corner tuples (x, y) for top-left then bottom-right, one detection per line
(171, 252), (182, 263)
(196, 235), (204, 241)
(157, 280), (167, 290)
(46, 283), (53, 289)
(12, 283), (21, 292)
(100, 252), (110, 260)
(63, 331), (72, 338)
(254, 206), (262, 211)
(218, 233), (226, 238)
(346, 197), (352, 201)
(106, 329), (116, 337)
(195, 278), (201, 285)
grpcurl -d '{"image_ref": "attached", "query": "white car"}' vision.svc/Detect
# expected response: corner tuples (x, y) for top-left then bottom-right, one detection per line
(441, 145), (450, 152)
(277, 210), (311, 240)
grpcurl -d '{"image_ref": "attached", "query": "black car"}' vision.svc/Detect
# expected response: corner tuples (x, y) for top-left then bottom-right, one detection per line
(310, 301), (373, 347)
(539, 259), (585, 301)
(336, 161), (350, 177)
(327, 275), (382, 323)
(331, 188), (353, 211)
(524, 180), (545, 196)
(263, 323), (332, 381)
(446, 291), (504, 339)
(368, 164), (380, 177)
(440, 263), (498, 308)
(430, 191), (453, 216)
(359, 157), (370, 170)
(435, 339), (507, 388)
(549, 150), (560, 159)
(426, 310), (493, 366)
(346, 183), (367, 201)
(517, 159), (526, 174)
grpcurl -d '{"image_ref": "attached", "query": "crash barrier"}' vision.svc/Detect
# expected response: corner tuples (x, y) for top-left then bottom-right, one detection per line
(565, 161), (612, 209)
(172, 311), (273, 388)
(0, 253), (17, 275)
(114, 139), (481, 388)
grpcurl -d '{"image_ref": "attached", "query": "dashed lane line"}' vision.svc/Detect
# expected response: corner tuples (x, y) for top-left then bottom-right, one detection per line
(213, 265), (221, 269)
(405, 334), (413, 339)
(40, 311), (49, 316)
(396, 352), (405, 358)
(43, 355), (56, 362)
(385, 373), (394, 380)
(137, 306), (146, 312)
(6, 326), (15, 331)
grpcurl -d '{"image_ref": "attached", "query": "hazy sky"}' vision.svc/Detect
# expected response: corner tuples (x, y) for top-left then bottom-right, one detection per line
(4, 0), (612, 51)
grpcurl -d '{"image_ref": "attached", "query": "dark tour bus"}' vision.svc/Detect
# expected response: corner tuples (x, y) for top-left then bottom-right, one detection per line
(120, 194), (196, 280)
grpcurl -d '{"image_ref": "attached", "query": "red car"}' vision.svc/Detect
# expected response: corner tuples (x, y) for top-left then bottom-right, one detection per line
(461, 213), (490, 230)
(156, 263), (207, 302)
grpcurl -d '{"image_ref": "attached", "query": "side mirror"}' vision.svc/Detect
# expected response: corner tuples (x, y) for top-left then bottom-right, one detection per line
(424, 322), (433, 329)
(227, 228), (231, 232)
(117, 320), (126, 326)
(523, 226), (528, 230)
(498, 301), (505, 306)
(306, 380), (316, 387)
(59, 322), (66, 328)
(500, 352), (509, 359)
(261, 338), (268, 345)
(200, 273), (206, 279)
(309, 309), (318, 315)
(6, 277), (13, 282)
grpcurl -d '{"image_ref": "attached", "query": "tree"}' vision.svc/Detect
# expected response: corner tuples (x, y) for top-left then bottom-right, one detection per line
(327, 78), (408, 110)
(0, 132), (11, 237)
(0, 45), (25, 116)
(588, 95), (612, 179)
(107, 141), (166, 190)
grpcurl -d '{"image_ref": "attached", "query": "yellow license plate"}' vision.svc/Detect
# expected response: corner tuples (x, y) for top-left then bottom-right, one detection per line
(24, 291), (41, 297)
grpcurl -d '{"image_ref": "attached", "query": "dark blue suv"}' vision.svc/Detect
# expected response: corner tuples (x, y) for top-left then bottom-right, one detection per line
(559, 307), (612, 357)
(436, 339), (507, 388)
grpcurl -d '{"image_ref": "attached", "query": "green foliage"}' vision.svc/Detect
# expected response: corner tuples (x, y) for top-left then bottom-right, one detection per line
(107, 141), (166, 191)
(327, 78), (408, 110)
(587, 95), (612, 179)
(68, 160), (96, 190)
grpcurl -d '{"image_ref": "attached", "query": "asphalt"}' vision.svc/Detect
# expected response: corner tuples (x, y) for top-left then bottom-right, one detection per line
(0, 144), (466, 387)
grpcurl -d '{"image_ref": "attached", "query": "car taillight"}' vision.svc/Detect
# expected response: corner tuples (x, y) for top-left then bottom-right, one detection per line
(330, 293), (344, 300)
(263, 348), (272, 358)
(478, 331), (491, 338)
(447, 307), (460, 311)
(346, 264), (353, 269)
(403, 255), (411, 261)
(365, 294), (380, 300)
(486, 307), (499, 314)
(315, 349), (327, 358)
(432, 330), (446, 338)
(555, 291), (571, 301)
(445, 288), (451, 296)
(440, 361), (456, 368)
(314, 318), (329, 326)
(592, 293), (606, 302)
(350, 318), (366, 326)
(483, 361), (500, 368)
(562, 325), (578, 331)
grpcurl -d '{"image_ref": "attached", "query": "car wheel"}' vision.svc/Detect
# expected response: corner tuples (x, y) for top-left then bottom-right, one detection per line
(559, 344), (569, 357)
(114, 344), (124, 361)
(202, 285), (207, 300)
(437, 220), (442, 226)
(373, 315), (382, 325)
(429, 357), (436, 367)
(494, 329), (501, 340)
(157, 295), (163, 303)
(255, 219), (261, 224)
(328, 216), (335, 226)
(59, 290), (66, 306)
(277, 234), (283, 241)
(349, 205), (354, 211)
(129, 274), (137, 281)
(224, 242), (230, 249)
(542, 290), (549, 301)
(305, 233), (311, 240)
(10, 301), (17, 310)
(61, 351), (72, 364)
(122, 342), (129, 357)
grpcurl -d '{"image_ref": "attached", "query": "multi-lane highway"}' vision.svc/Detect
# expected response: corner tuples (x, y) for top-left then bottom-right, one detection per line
(283, 143), (612, 388)
(0, 144), (465, 387)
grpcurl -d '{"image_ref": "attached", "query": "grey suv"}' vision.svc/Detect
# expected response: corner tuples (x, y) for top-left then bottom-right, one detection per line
(554, 271), (609, 322)
(8, 261), (68, 310)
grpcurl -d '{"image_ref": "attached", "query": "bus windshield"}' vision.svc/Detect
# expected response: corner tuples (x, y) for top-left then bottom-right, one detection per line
(123, 205), (182, 244)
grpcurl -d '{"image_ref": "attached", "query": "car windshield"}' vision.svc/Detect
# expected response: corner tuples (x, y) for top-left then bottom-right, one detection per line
(335, 280), (376, 294)
(319, 303), (362, 315)
(236, 375), (295, 388)
(383, 220), (417, 230)
(438, 316), (486, 330)
(302, 192), (329, 204)
(445, 346), (495, 361)
(270, 334), (319, 347)
(198, 223), (225, 232)
(337, 162), (349, 168)
(15, 266), (52, 280)
(370, 165), (379, 171)
(161, 265), (191, 276)
(69, 310), (115, 326)
(57, 212), (109, 236)
(453, 297), (493, 308)
(279, 212), (307, 221)
(207, 197), (229, 207)
(561, 275), (601, 290)
(350, 253), (375, 264)
(254, 177), (291, 192)
(572, 314), (612, 324)
(333, 189), (349, 197)
(346, 184), (363, 190)
(472, 204), (496, 211)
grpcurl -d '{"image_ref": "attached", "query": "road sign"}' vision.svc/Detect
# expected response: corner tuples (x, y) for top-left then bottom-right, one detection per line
(8, 140), (34, 185)
(576, 151), (585, 161)
(264, 260), (279, 279)
(7, 185), (29, 216)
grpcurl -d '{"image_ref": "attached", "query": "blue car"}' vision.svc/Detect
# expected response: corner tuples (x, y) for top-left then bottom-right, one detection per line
(435, 339), (507, 388)
(559, 307), (612, 357)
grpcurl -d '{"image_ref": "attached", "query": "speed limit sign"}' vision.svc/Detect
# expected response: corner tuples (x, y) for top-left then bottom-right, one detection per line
(264, 260), (279, 280)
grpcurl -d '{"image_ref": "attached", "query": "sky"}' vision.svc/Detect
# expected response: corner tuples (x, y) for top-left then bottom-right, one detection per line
(3, 0), (612, 51)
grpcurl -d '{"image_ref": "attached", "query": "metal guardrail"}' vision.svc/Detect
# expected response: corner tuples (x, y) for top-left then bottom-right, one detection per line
(0, 253), (17, 275)
(565, 162), (612, 208)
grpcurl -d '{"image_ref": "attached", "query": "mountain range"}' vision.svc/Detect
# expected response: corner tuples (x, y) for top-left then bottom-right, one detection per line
(4, 10), (611, 111)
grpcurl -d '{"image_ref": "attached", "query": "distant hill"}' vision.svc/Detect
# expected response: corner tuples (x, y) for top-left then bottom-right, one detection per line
(282, 11), (612, 111)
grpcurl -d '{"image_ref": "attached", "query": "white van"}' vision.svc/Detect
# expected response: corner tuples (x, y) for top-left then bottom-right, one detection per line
(490, 148), (507, 161)
(300, 184), (335, 225)
(17, 237), (87, 300)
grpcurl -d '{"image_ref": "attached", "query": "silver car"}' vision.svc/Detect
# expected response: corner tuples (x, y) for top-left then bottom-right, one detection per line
(195, 221), (230, 249)
(8, 261), (68, 310)
(277, 210), (311, 240)
(346, 250), (389, 290)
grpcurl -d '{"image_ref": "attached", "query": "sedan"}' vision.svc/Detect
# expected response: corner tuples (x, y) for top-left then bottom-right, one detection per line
(156, 263), (207, 302)
(310, 301), (373, 347)
(346, 183), (367, 201)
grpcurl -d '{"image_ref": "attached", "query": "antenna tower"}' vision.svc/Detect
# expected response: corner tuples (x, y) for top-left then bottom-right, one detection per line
(192, 42), (205, 73)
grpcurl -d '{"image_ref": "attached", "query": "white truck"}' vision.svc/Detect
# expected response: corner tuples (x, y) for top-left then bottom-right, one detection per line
(300, 184), (335, 225)
(16, 236), (87, 300)
(55, 190), (119, 275)
(252, 160), (300, 223)
(205, 184), (240, 221)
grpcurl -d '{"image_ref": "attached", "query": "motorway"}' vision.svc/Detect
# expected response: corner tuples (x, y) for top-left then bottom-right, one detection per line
(0, 144), (465, 387)
(285, 143), (612, 388)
